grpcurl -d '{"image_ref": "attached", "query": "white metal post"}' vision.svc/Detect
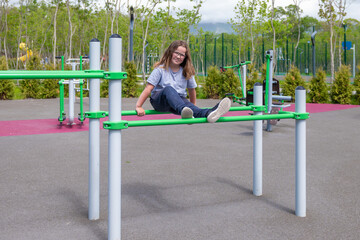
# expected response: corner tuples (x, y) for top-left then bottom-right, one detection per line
(68, 64), (75, 124)
(242, 64), (247, 98)
(295, 86), (306, 217)
(88, 38), (100, 220)
(352, 44), (356, 78)
(108, 34), (122, 240)
(253, 82), (263, 196)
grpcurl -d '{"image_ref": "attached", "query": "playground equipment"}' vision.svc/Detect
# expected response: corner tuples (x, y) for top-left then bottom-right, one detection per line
(223, 51), (293, 131)
(222, 60), (252, 105)
(0, 36), (308, 240)
(18, 43), (33, 62)
(57, 55), (89, 125)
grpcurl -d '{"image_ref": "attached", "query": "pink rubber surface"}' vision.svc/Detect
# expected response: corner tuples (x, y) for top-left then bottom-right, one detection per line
(1, 103), (359, 137)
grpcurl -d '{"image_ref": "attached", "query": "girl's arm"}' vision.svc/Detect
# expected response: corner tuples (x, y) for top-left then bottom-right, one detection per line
(188, 88), (196, 105)
(136, 83), (155, 116)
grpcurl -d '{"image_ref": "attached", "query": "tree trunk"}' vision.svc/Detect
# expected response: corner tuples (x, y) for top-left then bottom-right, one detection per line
(16, 1), (25, 70)
(67, 0), (73, 59)
(53, 3), (59, 69)
(142, 1), (160, 82)
(330, 22), (335, 82)
(271, 0), (276, 72)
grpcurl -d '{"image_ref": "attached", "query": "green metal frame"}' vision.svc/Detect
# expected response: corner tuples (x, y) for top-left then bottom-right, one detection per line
(0, 70), (127, 80)
(85, 111), (109, 119)
(223, 61), (252, 104)
(103, 111), (309, 130)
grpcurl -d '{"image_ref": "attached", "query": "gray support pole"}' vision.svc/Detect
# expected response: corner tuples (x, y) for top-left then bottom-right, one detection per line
(242, 64), (247, 98)
(68, 64), (75, 124)
(253, 82), (263, 196)
(266, 50), (273, 132)
(295, 86), (306, 217)
(311, 31), (317, 77)
(352, 44), (356, 78)
(108, 34), (122, 240)
(129, 7), (134, 62)
(88, 38), (100, 220)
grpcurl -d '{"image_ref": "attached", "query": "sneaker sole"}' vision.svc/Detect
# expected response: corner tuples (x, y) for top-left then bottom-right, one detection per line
(207, 98), (231, 123)
(181, 107), (193, 119)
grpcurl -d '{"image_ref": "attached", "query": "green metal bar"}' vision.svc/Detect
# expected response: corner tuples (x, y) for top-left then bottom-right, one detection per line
(238, 67), (245, 97)
(58, 79), (65, 122)
(0, 70), (127, 80)
(61, 56), (64, 70)
(80, 56), (83, 70)
(104, 113), (296, 129)
(121, 106), (256, 117)
(79, 79), (84, 122)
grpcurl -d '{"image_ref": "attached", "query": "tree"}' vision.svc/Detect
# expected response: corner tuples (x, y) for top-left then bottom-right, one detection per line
(291, 0), (302, 64)
(318, 0), (347, 82)
(52, 0), (61, 68)
(330, 64), (352, 104)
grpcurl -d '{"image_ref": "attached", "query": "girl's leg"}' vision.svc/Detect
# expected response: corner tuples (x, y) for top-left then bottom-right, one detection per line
(150, 86), (188, 115)
(181, 98), (211, 118)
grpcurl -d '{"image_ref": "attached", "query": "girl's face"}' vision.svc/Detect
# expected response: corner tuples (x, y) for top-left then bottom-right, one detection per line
(171, 46), (186, 66)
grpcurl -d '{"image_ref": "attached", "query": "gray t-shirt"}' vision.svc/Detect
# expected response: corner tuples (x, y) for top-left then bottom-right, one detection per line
(147, 66), (197, 97)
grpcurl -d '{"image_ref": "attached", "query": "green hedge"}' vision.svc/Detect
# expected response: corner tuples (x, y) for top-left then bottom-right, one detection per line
(308, 68), (329, 103)
(203, 66), (241, 99)
(0, 56), (15, 100)
(330, 65), (352, 104)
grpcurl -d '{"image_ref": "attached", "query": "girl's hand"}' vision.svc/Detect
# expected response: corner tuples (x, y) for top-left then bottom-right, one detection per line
(136, 106), (146, 116)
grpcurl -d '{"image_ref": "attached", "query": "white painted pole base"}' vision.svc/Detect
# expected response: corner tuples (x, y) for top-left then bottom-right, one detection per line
(253, 83), (263, 196)
(295, 86), (306, 217)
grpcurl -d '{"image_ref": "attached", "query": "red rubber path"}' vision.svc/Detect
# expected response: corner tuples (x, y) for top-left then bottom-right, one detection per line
(1, 103), (359, 137)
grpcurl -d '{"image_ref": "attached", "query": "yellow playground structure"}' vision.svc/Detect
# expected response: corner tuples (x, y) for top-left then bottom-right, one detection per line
(18, 42), (33, 62)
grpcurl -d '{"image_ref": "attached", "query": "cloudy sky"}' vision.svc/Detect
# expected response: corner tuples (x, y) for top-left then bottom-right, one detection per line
(136, 0), (360, 23)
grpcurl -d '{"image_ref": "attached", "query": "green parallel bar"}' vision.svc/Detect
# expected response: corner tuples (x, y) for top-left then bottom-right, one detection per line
(126, 113), (296, 128)
(59, 79), (65, 122)
(0, 70), (127, 80)
(121, 109), (168, 116)
(79, 79), (84, 122)
(120, 106), (255, 116)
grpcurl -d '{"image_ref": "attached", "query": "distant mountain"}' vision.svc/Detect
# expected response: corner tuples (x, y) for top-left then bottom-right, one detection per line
(190, 22), (235, 34)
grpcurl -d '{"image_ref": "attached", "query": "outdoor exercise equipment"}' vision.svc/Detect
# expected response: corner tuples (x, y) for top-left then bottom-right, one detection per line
(57, 55), (89, 125)
(222, 60), (252, 105)
(224, 50), (293, 131)
(0, 36), (308, 240)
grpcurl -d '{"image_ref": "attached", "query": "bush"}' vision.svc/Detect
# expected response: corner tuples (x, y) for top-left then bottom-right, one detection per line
(219, 68), (241, 98)
(203, 66), (221, 98)
(246, 63), (261, 90)
(0, 56), (15, 100)
(123, 61), (139, 97)
(41, 64), (59, 98)
(100, 79), (109, 98)
(203, 66), (241, 99)
(20, 54), (42, 98)
(282, 65), (306, 99)
(353, 66), (360, 104)
(330, 65), (352, 104)
(308, 68), (329, 103)
(260, 62), (267, 80)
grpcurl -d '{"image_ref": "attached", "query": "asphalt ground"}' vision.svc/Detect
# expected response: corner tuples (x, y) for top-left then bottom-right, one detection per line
(0, 98), (360, 240)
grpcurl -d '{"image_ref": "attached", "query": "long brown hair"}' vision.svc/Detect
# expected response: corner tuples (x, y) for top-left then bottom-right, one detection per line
(154, 40), (195, 80)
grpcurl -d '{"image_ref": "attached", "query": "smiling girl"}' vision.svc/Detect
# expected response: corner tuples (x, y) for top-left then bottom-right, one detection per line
(135, 40), (231, 123)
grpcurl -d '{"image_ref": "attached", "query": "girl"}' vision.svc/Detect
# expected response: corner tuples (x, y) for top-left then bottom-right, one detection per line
(135, 40), (231, 123)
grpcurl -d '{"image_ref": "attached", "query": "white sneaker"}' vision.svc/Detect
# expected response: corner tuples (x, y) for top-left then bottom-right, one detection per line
(181, 107), (193, 119)
(207, 98), (231, 123)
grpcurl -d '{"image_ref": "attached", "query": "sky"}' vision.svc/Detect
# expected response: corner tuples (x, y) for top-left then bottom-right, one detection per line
(137, 0), (360, 23)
